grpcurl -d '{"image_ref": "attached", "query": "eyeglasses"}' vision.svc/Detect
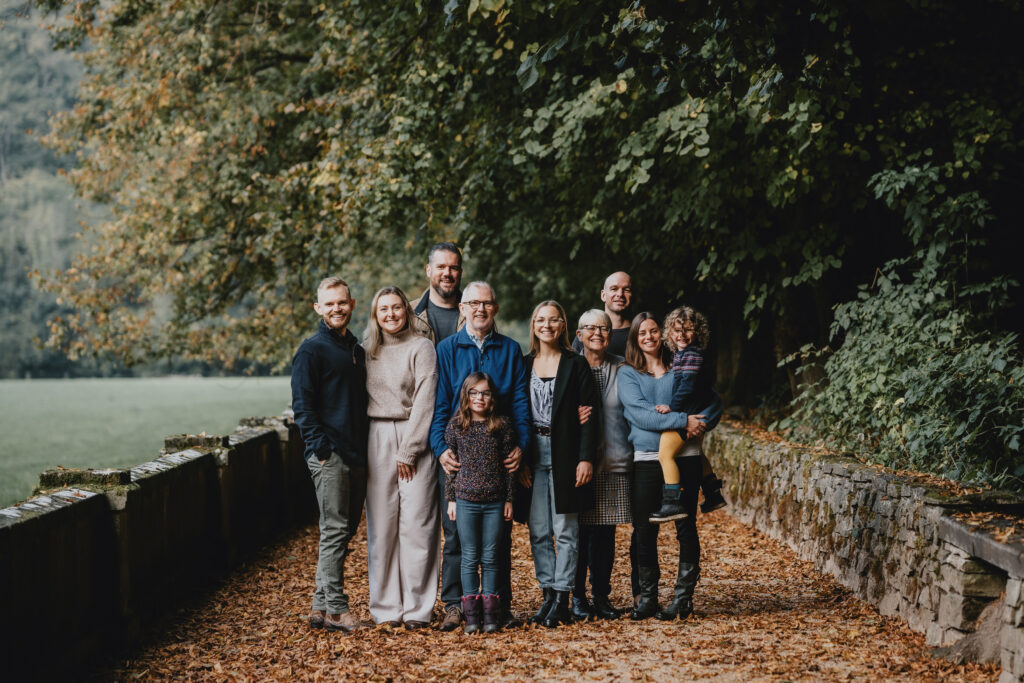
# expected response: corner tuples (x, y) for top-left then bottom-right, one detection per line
(580, 325), (610, 334)
(468, 389), (492, 399)
(533, 318), (564, 326)
(462, 300), (496, 310)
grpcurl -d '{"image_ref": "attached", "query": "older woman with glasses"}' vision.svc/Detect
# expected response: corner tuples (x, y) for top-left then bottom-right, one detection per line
(570, 309), (633, 621)
(519, 300), (600, 628)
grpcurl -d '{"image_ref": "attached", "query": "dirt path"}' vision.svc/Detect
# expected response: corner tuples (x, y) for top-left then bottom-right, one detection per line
(104, 513), (998, 681)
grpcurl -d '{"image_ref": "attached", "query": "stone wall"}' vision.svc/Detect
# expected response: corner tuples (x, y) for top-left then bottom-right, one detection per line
(0, 415), (313, 677)
(706, 423), (1024, 682)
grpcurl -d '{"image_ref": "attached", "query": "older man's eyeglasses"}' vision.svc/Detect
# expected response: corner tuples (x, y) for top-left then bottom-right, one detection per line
(468, 389), (492, 399)
(463, 300), (496, 310)
(580, 324), (610, 334)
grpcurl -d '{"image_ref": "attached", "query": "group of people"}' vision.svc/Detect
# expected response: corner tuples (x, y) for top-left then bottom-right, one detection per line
(290, 242), (726, 635)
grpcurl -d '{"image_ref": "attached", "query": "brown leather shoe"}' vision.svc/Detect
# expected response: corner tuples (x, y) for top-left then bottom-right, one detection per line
(308, 610), (326, 629)
(325, 612), (362, 633)
(404, 620), (429, 630)
(439, 604), (462, 632)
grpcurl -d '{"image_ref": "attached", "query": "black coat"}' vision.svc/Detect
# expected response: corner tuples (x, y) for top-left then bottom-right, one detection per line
(517, 349), (601, 517)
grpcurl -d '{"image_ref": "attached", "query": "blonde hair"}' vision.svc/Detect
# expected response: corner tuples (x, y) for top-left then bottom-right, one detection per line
(528, 300), (572, 355)
(362, 285), (430, 358)
(663, 305), (711, 353)
(316, 276), (349, 298)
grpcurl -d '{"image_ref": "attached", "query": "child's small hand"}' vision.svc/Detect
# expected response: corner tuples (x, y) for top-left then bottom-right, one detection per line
(654, 404), (671, 414)
(503, 502), (513, 521)
(447, 501), (456, 521)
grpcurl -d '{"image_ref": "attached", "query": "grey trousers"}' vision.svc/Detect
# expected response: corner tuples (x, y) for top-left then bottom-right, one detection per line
(308, 452), (366, 614)
(366, 419), (440, 624)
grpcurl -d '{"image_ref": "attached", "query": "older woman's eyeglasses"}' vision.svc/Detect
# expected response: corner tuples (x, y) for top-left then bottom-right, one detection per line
(580, 324), (610, 334)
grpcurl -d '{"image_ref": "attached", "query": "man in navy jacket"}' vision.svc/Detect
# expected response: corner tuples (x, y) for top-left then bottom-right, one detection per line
(430, 281), (530, 627)
(291, 276), (368, 633)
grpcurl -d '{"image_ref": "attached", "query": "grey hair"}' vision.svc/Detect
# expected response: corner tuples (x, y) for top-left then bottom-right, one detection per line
(577, 308), (611, 330)
(462, 280), (496, 302)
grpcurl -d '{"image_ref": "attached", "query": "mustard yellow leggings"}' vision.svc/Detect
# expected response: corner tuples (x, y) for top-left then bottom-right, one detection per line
(658, 430), (713, 485)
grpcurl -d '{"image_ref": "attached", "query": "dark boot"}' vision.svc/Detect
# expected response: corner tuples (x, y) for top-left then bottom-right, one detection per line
(592, 595), (622, 620)
(700, 476), (727, 513)
(481, 594), (502, 633)
(529, 588), (557, 625)
(657, 562), (699, 620)
(649, 486), (689, 523)
(571, 595), (596, 621)
(461, 594), (482, 634)
(630, 567), (660, 620)
(543, 591), (572, 628)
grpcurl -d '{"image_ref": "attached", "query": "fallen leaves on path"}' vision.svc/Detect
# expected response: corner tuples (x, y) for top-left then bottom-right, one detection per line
(102, 513), (998, 681)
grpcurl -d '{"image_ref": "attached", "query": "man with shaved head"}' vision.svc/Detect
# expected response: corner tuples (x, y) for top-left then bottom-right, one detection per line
(572, 271), (633, 356)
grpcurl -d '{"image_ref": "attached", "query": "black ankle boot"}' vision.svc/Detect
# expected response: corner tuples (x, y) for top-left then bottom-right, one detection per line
(700, 476), (727, 513)
(543, 591), (572, 628)
(529, 588), (556, 625)
(630, 567), (659, 620)
(571, 596), (595, 621)
(592, 595), (622, 620)
(649, 485), (688, 523)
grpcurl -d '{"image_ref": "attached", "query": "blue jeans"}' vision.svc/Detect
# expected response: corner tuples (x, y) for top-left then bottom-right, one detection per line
(528, 435), (579, 592)
(455, 499), (505, 596)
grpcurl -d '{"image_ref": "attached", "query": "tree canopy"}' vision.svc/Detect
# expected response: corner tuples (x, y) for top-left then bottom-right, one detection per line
(32, 0), (1024, 484)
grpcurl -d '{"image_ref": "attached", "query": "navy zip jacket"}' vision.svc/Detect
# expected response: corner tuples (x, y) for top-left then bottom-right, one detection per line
(430, 327), (531, 458)
(290, 320), (369, 465)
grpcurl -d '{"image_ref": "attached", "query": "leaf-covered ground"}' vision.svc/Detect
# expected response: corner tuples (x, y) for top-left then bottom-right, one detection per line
(104, 513), (998, 681)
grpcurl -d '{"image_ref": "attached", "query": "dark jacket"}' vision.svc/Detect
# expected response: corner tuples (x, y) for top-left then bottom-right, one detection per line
(290, 320), (369, 466)
(519, 349), (601, 517)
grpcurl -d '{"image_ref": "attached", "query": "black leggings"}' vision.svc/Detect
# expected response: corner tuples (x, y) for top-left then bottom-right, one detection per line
(629, 457), (701, 591)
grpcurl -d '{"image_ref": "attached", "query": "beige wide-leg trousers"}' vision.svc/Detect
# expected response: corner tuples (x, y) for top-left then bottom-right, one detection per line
(366, 419), (441, 624)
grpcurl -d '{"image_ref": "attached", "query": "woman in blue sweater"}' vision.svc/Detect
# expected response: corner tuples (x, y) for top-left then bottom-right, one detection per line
(617, 312), (722, 621)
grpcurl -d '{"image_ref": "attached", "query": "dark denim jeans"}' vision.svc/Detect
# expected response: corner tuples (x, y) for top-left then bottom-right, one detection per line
(455, 499), (505, 596)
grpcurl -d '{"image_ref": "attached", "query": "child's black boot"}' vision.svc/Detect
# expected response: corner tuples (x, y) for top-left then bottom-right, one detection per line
(649, 485), (688, 523)
(700, 476), (727, 513)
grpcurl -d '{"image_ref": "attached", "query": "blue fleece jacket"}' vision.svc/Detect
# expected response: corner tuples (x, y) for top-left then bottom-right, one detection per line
(430, 327), (531, 457)
(617, 365), (723, 453)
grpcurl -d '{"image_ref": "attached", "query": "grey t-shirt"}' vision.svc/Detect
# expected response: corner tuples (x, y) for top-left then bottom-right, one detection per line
(426, 299), (460, 343)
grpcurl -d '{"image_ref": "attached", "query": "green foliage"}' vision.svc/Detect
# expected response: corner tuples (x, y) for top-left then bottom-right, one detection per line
(26, 0), (1024, 427)
(785, 168), (1024, 489)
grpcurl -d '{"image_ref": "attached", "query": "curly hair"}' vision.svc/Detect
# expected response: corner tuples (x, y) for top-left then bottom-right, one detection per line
(663, 305), (711, 352)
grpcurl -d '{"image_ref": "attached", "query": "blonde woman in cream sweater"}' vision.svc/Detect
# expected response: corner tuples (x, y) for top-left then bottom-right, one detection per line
(363, 285), (440, 628)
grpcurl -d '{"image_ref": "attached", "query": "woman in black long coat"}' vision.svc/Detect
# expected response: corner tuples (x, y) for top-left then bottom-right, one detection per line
(518, 299), (600, 628)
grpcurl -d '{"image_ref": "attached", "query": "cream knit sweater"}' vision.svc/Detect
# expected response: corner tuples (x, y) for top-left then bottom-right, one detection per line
(365, 328), (438, 465)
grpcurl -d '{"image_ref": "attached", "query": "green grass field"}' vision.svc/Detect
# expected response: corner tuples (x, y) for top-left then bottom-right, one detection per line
(0, 376), (291, 508)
